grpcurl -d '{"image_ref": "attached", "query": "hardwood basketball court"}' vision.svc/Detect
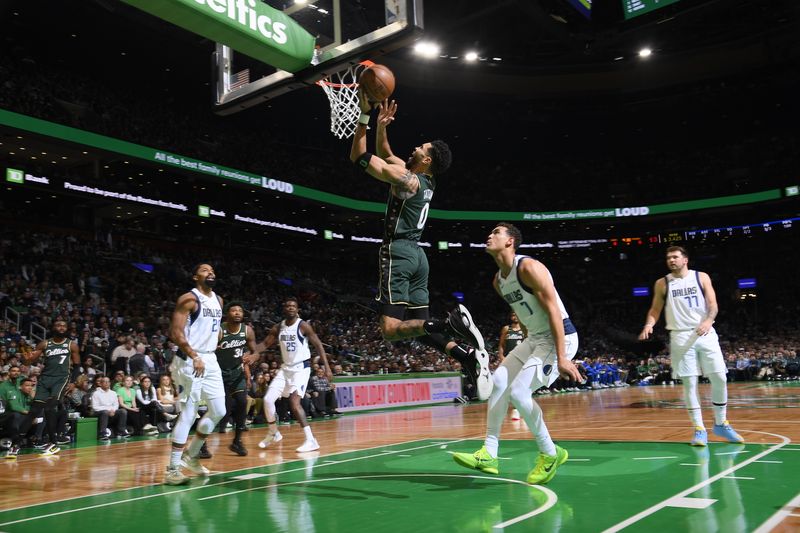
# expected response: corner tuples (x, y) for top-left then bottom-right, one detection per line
(1, 382), (798, 532)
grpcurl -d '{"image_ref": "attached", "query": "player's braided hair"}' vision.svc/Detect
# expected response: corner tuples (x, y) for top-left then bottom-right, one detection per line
(429, 140), (452, 175)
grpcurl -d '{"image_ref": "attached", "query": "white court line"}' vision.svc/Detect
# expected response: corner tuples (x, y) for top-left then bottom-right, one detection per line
(0, 437), (467, 526)
(567, 458), (590, 462)
(715, 450), (749, 456)
(753, 492), (800, 533)
(199, 472), (558, 531)
(603, 430), (791, 533)
(632, 456), (678, 461)
(788, 513), (800, 518)
(679, 463), (701, 466)
(753, 460), (782, 464)
(493, 484), (558, 530)
(723, 476), (754, 480)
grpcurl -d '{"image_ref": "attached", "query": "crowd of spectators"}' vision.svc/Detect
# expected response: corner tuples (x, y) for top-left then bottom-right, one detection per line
(1, 44), (798, 212)
(1, 224), (797, 432)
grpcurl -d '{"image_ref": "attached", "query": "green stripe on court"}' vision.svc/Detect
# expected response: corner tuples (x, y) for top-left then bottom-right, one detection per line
(1, 439), (797, 532)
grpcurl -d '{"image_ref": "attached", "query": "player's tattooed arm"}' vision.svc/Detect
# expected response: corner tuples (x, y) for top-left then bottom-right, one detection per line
(389, 169), (420, 199)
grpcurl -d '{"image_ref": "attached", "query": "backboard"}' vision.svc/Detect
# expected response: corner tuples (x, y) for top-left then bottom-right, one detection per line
(213, 0), (423, 115)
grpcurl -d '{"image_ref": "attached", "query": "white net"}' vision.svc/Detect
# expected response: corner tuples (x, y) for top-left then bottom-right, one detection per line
(317, 62), (372, 139)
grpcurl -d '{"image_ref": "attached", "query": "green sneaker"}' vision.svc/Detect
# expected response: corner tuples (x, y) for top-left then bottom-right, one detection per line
(452, 446), (499, 475)
(527, 445), (568, 485)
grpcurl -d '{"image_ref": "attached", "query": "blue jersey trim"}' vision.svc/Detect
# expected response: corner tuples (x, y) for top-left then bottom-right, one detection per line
(695, 271), (705, 299)
(189, 291), (201, 325)
(515, 255), (536, 294)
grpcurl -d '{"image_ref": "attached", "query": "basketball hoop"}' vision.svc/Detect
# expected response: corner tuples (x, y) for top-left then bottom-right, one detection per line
(317, 60), (374, 139)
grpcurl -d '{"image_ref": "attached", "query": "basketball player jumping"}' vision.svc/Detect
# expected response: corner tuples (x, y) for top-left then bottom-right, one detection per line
(164, 263), (226, 485)
(453, 223), (582, 485)
(639, 246), (744, 446)
(247, 297), (331, 453)
(350, 93), (492, 400)
(216, 302), (257, 456)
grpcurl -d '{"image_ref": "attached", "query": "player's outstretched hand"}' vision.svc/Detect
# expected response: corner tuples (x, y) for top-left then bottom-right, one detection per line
(558, 358), (583, 383)
(377, 99), (397, 127)
(242, 352), (259, 366)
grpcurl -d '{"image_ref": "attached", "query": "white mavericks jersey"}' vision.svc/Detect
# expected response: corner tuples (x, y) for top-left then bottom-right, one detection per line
(278, 318), (311, 366)
(497, 255), (574, 336)
(664, 270), (707, 331)
(185, 288), (223, 353)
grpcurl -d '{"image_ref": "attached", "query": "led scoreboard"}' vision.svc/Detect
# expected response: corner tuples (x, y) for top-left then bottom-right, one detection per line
(684, 217), (797, 241)
(623, 0), (681, 20)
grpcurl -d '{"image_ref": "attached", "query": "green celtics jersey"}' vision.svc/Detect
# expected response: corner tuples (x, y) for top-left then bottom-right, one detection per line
(383, 173), (435, 242)
(216, 323), (247, 372)
(505, 326), (524, 353)
(41, 338), (72, 379)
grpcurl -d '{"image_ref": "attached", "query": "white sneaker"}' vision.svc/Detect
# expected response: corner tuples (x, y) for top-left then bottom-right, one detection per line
(164, 465), (190, 485)
(510, 408), (520, 421)
(180, 452), (210, 476)
(142, 424), (156, 431)
(473, 348), (493, 401)
(258, 430), (283, 449)
(296, 438), (320, 452)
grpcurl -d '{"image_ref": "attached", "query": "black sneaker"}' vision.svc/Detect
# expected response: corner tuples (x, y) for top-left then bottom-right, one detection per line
(55, 434), (72, 445)
(33, 441), (51, 450)
(229, 440), (248, 456)
(446, 304), (486, 351)
(197, 442), (213, 459)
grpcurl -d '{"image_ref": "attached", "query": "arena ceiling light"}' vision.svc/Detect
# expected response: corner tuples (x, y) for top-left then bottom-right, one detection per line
(638, 47), (652, 58)
(464, 51), (478, 62)
(414, 42), (440, 58)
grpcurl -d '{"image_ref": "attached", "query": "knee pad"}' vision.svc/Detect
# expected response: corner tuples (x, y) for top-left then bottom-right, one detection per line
(492, 366), (509, 392)
(510, 378), (532, 405)
(708, 372), (727, 387)
(205, 396), (227, 424)
(264, 388), (281, 405)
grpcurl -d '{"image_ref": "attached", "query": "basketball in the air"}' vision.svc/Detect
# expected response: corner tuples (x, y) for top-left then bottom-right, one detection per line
(359, 64), (395, 102)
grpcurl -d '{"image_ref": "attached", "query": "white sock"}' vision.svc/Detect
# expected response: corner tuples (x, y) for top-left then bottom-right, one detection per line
(303, 425), (314, 440)
(516, 396), (556, 456)
(682, 376), (704, 428)
(170, 449), (183, 468)
(484, 435), (499, 458)
(484, 366), (513, 458)
(709, 372), (728, 425)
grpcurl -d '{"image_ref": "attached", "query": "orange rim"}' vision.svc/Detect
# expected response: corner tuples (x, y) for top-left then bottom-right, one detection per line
(316, 60), (375, 87)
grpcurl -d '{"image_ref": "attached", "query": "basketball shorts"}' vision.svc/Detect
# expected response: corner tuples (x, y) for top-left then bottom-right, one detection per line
(506, 331), (580, 391)
(669, 328), (726, 378)
(34, 375), (69, 402)
(170, 351), (225, 403)
(222, 367), (247, 395)
(268, 361), (311, 398)
(375, 239), (429, 308)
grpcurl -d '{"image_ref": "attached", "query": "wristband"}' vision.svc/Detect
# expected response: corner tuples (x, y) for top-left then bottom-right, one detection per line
(358, 112), (371, 125)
